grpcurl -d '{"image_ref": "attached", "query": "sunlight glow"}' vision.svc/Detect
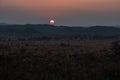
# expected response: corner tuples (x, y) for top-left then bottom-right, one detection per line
(50, 20), (55, 25)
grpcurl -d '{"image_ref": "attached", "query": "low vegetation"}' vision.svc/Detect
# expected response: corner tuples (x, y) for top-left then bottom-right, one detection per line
(0, 40), (120, 80)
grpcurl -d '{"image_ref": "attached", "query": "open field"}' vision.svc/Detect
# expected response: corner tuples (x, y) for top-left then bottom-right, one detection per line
(0, 40), (114, 56)
(0, 40), (120, 80)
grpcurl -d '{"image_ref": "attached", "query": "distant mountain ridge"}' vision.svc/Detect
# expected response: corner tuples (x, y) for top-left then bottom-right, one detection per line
(0, 24), (120, 39)
(0, 23), (8, 25)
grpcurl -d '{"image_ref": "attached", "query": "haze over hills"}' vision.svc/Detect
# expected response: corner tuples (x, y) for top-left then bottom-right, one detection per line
(0, 24), (120, 40)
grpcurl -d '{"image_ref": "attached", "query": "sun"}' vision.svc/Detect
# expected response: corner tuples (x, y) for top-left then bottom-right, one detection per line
(50, 20), (55, 25)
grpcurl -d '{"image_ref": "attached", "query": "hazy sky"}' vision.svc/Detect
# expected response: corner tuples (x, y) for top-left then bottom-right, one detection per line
(0, 0), (120, 26)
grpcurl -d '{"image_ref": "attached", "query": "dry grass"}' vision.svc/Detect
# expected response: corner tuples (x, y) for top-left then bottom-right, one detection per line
(0, 40), (120, 80)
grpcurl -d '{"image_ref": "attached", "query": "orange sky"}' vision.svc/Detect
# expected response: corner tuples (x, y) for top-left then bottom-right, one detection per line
(1, 0), (120, 26)
(2, 0), (120, 18)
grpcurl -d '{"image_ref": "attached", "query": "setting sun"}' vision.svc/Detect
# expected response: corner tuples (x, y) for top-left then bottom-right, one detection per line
(50, 20), (55, 25)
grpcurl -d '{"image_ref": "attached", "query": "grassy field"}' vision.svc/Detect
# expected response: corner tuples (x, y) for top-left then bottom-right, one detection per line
(0, 40), (120, 80)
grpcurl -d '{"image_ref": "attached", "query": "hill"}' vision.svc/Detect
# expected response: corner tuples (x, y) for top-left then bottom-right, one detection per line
(0, 24), (120, 40)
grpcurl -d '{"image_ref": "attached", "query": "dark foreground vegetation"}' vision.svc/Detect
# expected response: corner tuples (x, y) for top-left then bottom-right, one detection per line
(0, 40), (120, 80)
